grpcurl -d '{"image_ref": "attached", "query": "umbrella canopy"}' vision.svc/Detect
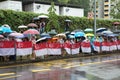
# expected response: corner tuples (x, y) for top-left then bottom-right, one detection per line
(84, 28), (93, 32)
(113, 30), (120, 34)
(27, 23), (38, 28)
(48, 30), (57, 35)
(40, 33), (51, 38)
(38, 15), (49, 19)
(71, 32), (76, 35)
(85, 33), (94, 37)
(101, 30), (113, 34)
(55, 33), (66, 38)
(96, 28), (107, 33)
(68, 35), (75, 38)
(9, 32), (25, 38)
(107, 34), (119, 37)
(65, 19), (72, 22)
(64, 31), (70, 34)
(73, 29), (83, 32)
(18, 25), (27, 28)
(75, 32), (85, 37)
(0, 35), (4, 38)
(3, 24), (11, 29)
(33, 17), (39, 21)
(23, 29), (39, 35)
(112, 22), (120, 25)
(0, 26), (12, 33)
(36, 36), (50, 43)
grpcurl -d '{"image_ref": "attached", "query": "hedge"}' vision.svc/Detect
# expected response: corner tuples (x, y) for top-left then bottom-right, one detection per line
(0, 9), (120, 32)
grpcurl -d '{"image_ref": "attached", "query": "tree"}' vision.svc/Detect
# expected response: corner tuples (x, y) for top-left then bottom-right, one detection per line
(110, 0), (120, 19)
(46, 2), (60, 32)
(58, 0), (70, 4)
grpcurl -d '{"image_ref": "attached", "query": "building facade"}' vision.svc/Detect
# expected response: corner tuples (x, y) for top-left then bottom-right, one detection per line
(95, 0), (118, 19)
(0, 0), (84, 17)
(0, 0), (22, 11)
(96, 0), (111, 19)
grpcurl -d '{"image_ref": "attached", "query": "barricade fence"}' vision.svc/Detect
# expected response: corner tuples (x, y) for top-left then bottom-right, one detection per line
(0, 40), (120, 57)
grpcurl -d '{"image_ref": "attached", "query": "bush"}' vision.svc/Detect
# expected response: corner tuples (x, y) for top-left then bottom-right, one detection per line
(0, 9), (120, 32)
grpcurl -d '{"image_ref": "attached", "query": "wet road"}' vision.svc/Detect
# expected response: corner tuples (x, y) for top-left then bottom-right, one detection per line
(0, 53), (120, 80)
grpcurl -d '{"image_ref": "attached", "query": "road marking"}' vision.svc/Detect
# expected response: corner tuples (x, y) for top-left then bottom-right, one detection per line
(0, 75), (21, 80)
(0, 54), (119, 69)
(31, 69), (51, 73)
(63, 58), (120, 69)
(0, 72), (15, 76)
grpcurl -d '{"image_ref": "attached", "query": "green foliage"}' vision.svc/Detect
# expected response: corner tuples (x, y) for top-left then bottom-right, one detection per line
(110, 0), (120, 19)
(47, 2), (60, 32)
(58, 0), (70, 4)
(0, 9), (119, 33)
(0, 9), (39, 31)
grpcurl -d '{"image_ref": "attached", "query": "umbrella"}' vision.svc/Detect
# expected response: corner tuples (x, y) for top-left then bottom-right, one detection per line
(112, 22), (120, 25)
(68, 35), (75, 38)
(0, 26), (12, 33)
(33, 17), (39, 21)
(40, 32), (50, 37)
(38, 15), (49, 19)
(107, 34), (119, 37)
(23, 29), (39, 35)
(18, 25), (27, 28)
(65, 19), (72, 22)
(73, 29), (83, 32)
(0, 35), (4, 38)
(113, 30), (120, 34)
(48, 30), (57, 35)
(75, 32), (85, 37)
(36, 37), (50, 43)
(71, 32), (76, 35)
(101, 30), (113, 34)
(96, 28), (107, 33)
(85, 33), (94, 37)
(55, 33), (66, 38)
(9, 32), (25, 38)
(64, 31), (70, 34)
(27, 23), (38, 28)
(84, 28), (93, 32)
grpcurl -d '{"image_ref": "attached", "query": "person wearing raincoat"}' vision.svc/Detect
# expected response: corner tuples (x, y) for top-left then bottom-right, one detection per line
(87, 36), (96, 54)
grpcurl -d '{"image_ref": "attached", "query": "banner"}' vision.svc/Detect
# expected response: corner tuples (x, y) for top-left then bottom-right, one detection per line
(81, 41), (91, 53)
(34, 43), (47, 56)
(64, 43), (71, 54)
(16, 41), (32, 56)
(71, 43), (80, 54)
(101, 41), (110, 51)
(0, 41), (15, 56)
(94, 41), (101, 52)
(116, 40), (120, 50)
(109, 41), (117, 51)
(48, 43), (61, 55)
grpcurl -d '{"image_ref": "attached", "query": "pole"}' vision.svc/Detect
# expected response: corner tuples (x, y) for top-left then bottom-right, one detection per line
(94, 0), (96, 38)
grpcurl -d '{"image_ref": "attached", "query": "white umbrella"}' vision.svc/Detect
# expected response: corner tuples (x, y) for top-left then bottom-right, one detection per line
(18, 25), (27, 28)
(55, 33), (66, 38)
(101, 30), (113, 34)
(65, 19), (72, 22)
(38, 15), (49, 19)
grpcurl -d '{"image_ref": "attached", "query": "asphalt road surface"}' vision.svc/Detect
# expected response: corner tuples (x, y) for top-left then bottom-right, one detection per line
(0, 53), (120, 80)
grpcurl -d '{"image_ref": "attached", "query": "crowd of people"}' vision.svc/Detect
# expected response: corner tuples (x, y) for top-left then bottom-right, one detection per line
(0, 22), (120, 62)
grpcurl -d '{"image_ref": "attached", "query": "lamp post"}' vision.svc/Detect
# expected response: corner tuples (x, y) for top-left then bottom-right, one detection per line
(94, 0), (96, 38)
